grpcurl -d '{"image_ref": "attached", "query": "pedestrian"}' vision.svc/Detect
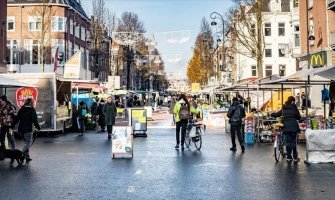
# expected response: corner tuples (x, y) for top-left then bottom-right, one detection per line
(0, 95), (17, 154)
(271, 96), (301, 162)
(14, 98), (40, 162)
(103, 96), (117, 140)
(167, 94), (172, 107)
(173, 94), (198, 151)
(91, 97), (99, 124)
(97, 99), (106, 132)
(227, 97), (246, 152)
(77, 101), (87, 136)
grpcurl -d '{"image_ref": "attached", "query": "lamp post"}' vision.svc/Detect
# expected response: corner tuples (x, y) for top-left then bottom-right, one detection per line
(210, 12), (225, 86)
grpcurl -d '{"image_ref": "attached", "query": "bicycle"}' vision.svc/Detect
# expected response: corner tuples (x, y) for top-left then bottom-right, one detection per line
(185, 118), (205, 151)
(273, 123), (286, 162)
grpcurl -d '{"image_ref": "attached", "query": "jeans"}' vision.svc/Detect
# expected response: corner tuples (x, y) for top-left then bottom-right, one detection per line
(284, 133), (298, 159)
(176, 120), (188, 146)
(22, 132), (33, 157)
(107, 125), (113, 134)
(7, 128), (16, 149)
(230, 125), (244, 148)
(77, 117), (85, 134)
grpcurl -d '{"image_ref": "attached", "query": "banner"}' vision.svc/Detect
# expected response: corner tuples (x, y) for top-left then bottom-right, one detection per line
(16, 87), (38, 108)
(64, 50), (82, 79)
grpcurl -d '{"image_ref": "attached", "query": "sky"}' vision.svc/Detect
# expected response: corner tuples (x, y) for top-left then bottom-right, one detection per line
(81, 0), (234, 78)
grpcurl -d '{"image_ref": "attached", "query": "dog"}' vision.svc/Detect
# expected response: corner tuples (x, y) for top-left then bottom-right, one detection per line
(0, 148), (25, 165)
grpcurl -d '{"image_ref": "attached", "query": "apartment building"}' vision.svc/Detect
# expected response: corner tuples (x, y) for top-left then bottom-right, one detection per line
(6, 0), (92, 80)
(298, 0), (335, 69)
(0, 0), (7, 73)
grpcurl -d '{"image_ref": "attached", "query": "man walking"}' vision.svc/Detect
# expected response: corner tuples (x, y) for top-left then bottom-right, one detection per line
(227, 97), (246, 152)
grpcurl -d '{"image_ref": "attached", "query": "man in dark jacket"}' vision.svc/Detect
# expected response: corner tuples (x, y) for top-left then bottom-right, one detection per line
(14, 98), (40, 162)
(97, 99), (106, 132)
(103, 96), (117, 140)
(227, 97), (246, 152)
(271, 96), (301, 162)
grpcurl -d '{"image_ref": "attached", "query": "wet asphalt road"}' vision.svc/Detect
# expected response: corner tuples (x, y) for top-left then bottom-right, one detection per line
(0, 127), (334, 200)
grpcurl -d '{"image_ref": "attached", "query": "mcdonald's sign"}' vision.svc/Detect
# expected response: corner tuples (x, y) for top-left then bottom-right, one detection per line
(310, 52), (326, 67)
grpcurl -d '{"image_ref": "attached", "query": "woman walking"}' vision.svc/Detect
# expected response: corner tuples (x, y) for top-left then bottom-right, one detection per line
(173, 94), (198, 151)
(271, 96), (301, 162)
(103, 96), (117, 140)
(14, 98), (40, 162)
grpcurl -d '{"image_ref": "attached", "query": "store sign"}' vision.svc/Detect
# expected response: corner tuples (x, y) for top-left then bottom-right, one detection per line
(310, 52), (326, 67)
(16, 87), (38, 108)
(64, 50), (82, 79)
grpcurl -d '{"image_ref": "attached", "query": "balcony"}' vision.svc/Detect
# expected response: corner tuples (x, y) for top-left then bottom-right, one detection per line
(329, 0), (335, 10)
(330, 30), (335, 49)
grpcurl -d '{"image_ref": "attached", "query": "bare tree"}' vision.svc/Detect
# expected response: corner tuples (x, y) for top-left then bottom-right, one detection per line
(226, 0), (264, 78)
(29, 0), (56, 72)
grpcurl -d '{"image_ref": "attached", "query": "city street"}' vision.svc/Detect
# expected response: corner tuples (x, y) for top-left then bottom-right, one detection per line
(0, 110), (334, 200)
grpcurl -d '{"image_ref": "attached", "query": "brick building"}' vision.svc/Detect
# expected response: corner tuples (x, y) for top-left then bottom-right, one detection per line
(6, 0), (93, 80)
(298, 0), (335, 69)
(0, 0), (7, 73)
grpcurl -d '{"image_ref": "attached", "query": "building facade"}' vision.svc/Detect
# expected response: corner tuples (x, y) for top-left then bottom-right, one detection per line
(0, 0), (7, 73)
(7, 0), (93, 80)
(229, 0), (298, 83)
(298, 0), (335, 69)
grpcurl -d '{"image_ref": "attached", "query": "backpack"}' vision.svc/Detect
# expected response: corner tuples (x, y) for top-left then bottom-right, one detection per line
(179, 103), (190, 120)
(230, 105), (242, 123)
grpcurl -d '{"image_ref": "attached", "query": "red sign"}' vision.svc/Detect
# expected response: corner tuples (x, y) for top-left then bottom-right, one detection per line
(16, 87), (39, 108)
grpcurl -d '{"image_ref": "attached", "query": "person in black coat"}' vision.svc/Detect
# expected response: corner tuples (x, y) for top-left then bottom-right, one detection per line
(227, 97), (246, 152)
(14, 98), (40, 162)
(97, 99), (106, 132)
(271, 96), (301, 162)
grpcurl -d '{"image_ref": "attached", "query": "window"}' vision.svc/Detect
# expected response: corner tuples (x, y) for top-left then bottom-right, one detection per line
(278, 45), (286, 57)
(32, 40), (39, 64)
(294, 25), (300, 47)
(278, 23), (285, 36)
(70, 19), (73, 35)
(51, 17), (66, 32)
(81, 26), (86, 41)
(75, 25), (80, 38)
(265, 65), (272, 77)
(251, 65), (257, 77)
(7, 16), (15, 32)
(28, 16), (42, 31)
(251, 24), (255, 35)
(279, 65), (286, 76)
(265, 48), (272, 57)
(264, 23), (271, 36)
(6, 40), (19, 64)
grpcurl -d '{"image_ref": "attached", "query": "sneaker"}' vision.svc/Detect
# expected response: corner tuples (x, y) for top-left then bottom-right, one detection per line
(241, 145), (246, 153)
(175, 145), (179, 149)
(230, 147), (237, 151)
(293, 158), (300, 163)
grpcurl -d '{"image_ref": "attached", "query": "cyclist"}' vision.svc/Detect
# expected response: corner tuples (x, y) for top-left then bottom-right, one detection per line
(173, 94), (198, 151)
(271, 96), (301, 162)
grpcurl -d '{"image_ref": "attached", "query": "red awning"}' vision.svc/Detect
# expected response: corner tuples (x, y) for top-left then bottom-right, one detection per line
(72, 83), (106, 92)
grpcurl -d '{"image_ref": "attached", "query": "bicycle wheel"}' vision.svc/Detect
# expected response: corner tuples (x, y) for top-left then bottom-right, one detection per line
(194, 128), (202, 151)
(185, 130), (191, 148)
(274, 139), (281, 162)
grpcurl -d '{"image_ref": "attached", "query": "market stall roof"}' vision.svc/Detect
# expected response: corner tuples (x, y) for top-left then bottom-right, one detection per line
(0, 75), (38, 88)
(314, 65), (335, 80)
(71, 82), (106, 92)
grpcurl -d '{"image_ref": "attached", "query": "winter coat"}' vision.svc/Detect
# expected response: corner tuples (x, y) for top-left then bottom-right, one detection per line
(97, 103), (106, 127)
(77, 106), (88, 120)
(103, 103), (117, 126)
(227, 102), (246, 126)
(271, 103), (301, 133)
(0, 102), (16, 127)
(173, 99), (198, 123)
(15, 106), (40, 134)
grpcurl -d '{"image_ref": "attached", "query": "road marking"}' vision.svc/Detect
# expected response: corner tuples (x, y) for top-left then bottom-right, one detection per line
(135, 170), (143, 175)
(127, 186), (135, 193)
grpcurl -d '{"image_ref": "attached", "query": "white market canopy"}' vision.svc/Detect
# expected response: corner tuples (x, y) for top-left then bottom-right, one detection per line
(0, 75), (38, 88)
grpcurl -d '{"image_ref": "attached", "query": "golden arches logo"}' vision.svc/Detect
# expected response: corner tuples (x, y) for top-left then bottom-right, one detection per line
(310, 55), (323, 66)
